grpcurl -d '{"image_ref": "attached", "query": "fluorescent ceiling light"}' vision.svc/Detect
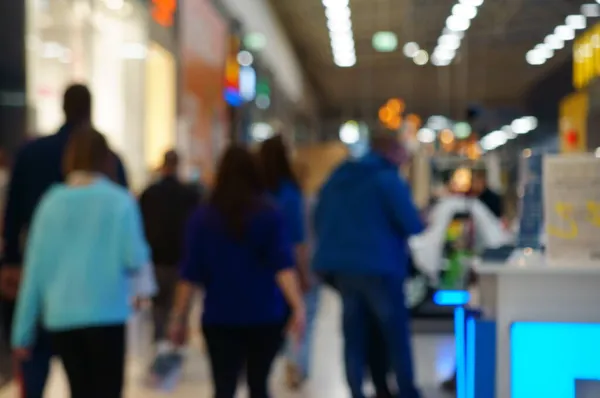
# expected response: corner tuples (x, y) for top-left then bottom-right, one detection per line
(566, 14), (586, 30)
(326, 6), (351, 21)
(413, 50), (429, 65)
(511, 118), (531, 134)
(582, 4), (600, 18)
(534, 43), (554, 59)
(327, 18), (352, 32)
(452, 3), (477, 19)
(434, 47), (456, 60)
(372, 31), (398, 52)
(403, 42), (420, 57)
(431, 54), (452, 66)
(502, 125), (517, 139)
(526, 49), (546, 65)
(446, 15), (471, 32)
(417, 128), (436, 143)
(544, 34), (564, 50)
(439, 34), (461, 50)
(555, 25), (575, 41)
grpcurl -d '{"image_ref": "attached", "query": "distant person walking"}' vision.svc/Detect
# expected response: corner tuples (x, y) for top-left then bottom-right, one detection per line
(1, 84), (128, 398)
(257, 135), (314, 388)
(139, 150), (199, 344)
(168, 145), (305, 398)
(313, 132), (424, 398)
(11, 128), (149, 398)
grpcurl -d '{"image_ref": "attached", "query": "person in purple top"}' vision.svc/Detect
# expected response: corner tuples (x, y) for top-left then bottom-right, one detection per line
(168, 145), (305, 398)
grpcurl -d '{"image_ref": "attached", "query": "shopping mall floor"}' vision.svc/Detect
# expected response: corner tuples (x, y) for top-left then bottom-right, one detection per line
(0, 289), (455, 398)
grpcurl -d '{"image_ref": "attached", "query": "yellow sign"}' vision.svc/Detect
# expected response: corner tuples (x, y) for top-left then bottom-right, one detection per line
(559, 91), (588, 153)
(573, 23), (600, 89)
(547, 201), (600, 239)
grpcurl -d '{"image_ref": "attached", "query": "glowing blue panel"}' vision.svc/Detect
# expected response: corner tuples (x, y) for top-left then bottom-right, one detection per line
(454, 307), (466, 398)
(224, 87), (243, 107)
(434, 290), (470, 306)
(511, 322), (600, 398)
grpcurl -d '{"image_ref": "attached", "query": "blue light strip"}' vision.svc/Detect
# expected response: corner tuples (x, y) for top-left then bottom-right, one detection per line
(434, 290), (471, 306)
(454, 307), (466, 398)
(466, 316), (476, 398)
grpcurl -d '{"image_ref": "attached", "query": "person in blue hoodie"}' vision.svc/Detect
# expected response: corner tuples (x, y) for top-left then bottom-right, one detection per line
(0, 84), (128, 398)
(313, 132), (424, 398)
(11, 128), (148, 398)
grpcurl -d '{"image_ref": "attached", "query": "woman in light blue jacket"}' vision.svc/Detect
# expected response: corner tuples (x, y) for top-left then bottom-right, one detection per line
(11, 128), (150, 398)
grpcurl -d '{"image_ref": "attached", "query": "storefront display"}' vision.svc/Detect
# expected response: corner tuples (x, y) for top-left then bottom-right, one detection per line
(179, 0), (229, 186)
(26, 0), (148, 188)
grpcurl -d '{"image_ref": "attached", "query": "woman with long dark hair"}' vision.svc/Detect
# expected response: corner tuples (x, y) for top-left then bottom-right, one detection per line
(257, 135), (315, 388)
(11, 128), (150, 398)
(169, 145), (304, 398)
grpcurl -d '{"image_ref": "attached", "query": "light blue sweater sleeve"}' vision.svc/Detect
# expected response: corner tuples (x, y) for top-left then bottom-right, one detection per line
(121, 196), (150, 272)
(11, 195), (52, 348)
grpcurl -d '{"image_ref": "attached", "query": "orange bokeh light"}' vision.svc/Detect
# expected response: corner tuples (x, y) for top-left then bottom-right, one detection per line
(388, 115), (402, 130)
(386, 98), (405, 114)
(406, 113), (422, 129)
(440, 128), (455, 145)
(379, 106), (393, 123)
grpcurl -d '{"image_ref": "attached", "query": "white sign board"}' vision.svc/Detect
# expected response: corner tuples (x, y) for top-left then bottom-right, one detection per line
(543, 155), (600, 263)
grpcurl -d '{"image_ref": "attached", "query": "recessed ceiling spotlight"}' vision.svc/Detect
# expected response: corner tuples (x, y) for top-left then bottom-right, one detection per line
(431, 54), (452, 66)
(413, 50), (429, 65)
(403, 42), (420, 58)
(446, 15), (471, 32)
(439, 33), (461, 50)
(526, 49), (546, 65)
(452, 3), (478, 19)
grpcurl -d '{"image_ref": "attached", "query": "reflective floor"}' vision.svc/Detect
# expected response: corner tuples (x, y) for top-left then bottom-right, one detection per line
(0, 289), (455, 397)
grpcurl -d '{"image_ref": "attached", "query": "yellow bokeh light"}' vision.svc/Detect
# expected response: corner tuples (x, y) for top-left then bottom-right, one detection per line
(451, 167), (472, 193)
(467, 143), (481, 160)
(388, 115), (402, 130)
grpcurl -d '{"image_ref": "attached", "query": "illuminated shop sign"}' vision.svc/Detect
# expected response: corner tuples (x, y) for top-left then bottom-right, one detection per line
(573, 23), (600, 90)
(152, 0), (177, 27)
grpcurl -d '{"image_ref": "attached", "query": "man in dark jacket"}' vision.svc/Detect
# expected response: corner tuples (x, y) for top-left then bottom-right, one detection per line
(139, 150), (199, 343)
(313, 133), (424, 398)
(0, 84), (128, 397)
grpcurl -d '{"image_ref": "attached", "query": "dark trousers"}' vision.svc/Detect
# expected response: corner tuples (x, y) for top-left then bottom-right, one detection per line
(1, 300), (52, 398)
(367, 310), (393, 397)
(50, 324), (126, 398)
(203, 324), (285, 398)
(152, 266), (179, 342)
(335, 275), (420, 398)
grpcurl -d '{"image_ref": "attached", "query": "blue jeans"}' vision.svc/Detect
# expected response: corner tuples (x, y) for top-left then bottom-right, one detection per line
(286, 284), (321, 378)
(335, 275), (420, 398)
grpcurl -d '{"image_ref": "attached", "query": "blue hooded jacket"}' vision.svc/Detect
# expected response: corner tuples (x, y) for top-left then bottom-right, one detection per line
(312, 152), (424, 277)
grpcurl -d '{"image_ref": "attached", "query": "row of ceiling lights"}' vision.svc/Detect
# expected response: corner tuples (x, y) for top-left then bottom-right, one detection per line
(526, 13), (587, 66)
(322, 0), (357, 67)
(431, 0), (484, 66)
(479, 116), (538, 151)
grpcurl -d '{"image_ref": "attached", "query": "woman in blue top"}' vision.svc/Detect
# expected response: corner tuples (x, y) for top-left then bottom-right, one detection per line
(11, 128), (150, 398)
(258, 135), (316, 389)
(169, 145), (304, 398)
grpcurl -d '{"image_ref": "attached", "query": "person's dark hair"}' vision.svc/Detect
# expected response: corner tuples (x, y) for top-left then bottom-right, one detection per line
(163, 150), (179, 170)
(210, 145), (265, 238)
(63, 84), (92, 125)
(258, 134), (299, 192)
(63, 126), (115, 179)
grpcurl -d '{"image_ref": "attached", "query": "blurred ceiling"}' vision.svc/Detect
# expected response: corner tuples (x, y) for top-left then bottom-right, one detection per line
(270, 0), (592, 120)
